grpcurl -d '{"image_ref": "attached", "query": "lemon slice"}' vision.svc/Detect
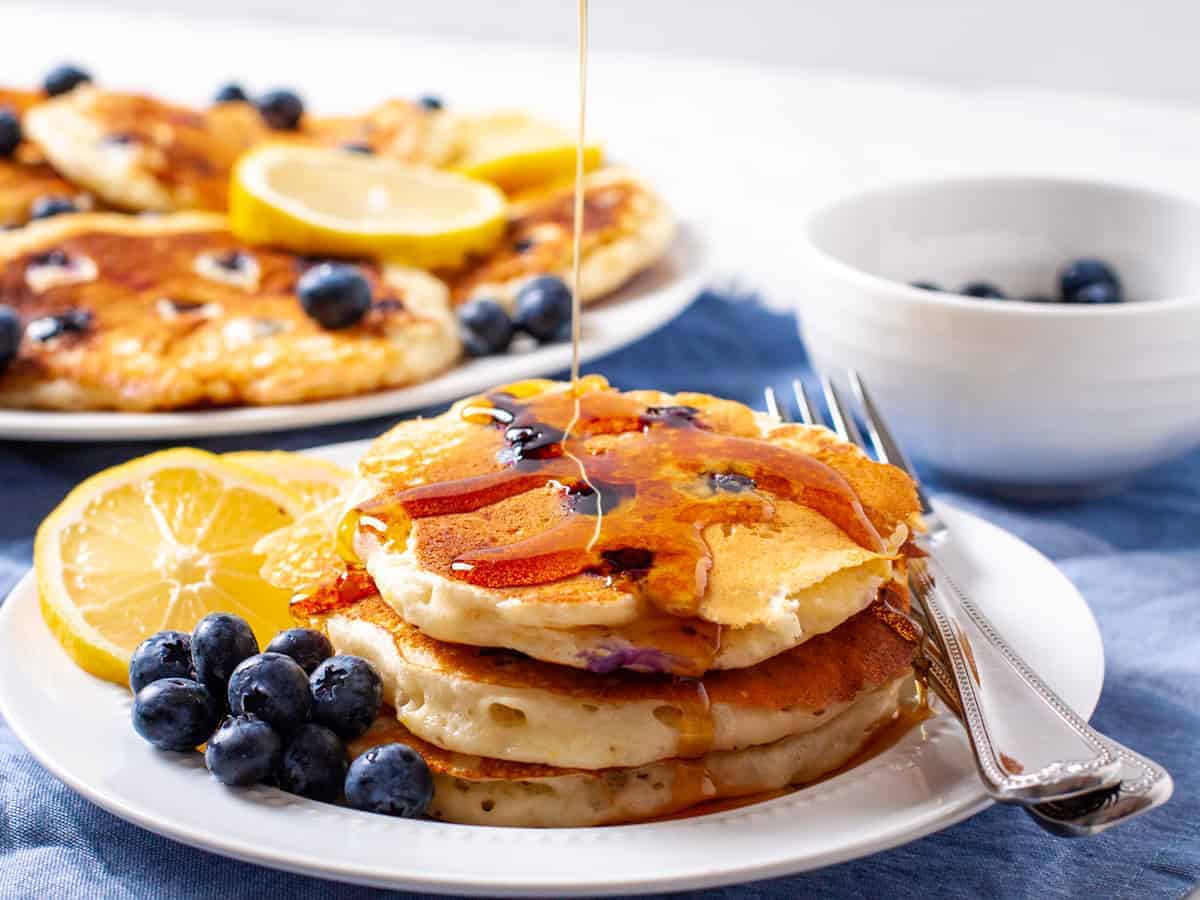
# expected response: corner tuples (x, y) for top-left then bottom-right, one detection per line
(35, 448), (307, 685)
(255, 500), (347, 597)
(223, 451), (352, 511)
(229, 145), (507, 267)
(453, 112), (603, 193)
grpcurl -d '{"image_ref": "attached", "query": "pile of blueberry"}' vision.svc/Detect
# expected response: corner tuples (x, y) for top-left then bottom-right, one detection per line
(129, 612), (434, 818)
(458, 275), (574, 356)
(912, 258), (1125, 304)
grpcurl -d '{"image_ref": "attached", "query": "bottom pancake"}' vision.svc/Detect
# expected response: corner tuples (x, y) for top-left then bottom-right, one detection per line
(349, 675), (909, 828)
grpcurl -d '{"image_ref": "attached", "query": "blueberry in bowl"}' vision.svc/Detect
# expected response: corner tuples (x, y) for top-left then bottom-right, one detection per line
(1060, 257), (1122, 301)
(0, 108), (21, 159)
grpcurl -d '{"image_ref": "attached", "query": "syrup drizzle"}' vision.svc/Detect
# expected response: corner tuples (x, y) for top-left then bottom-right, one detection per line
(362, 388), (885, 619)
(562, 0), (603, 552)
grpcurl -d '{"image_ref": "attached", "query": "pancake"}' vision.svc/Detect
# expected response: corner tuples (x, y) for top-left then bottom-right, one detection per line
(439, 167), (674, 307)
(0, 88), (92, 227)
(348, 674), (909, 827)
(307, 591), (916, 770)
(341, 377), (921, 675)
(0, 212), (460, 410)
(23, 88), (457, 212)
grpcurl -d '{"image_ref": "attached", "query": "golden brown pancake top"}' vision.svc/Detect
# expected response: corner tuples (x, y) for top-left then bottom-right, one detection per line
(440, 176), (638, 303)
(0, 215), (436, 400)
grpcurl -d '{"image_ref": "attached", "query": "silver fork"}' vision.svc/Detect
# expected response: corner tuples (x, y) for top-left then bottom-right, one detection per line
(765, 373), (1173, 835)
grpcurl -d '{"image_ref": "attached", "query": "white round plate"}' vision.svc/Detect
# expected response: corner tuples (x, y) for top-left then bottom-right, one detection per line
(0, 227), (707, 442)
(0, 442), (1104, 896)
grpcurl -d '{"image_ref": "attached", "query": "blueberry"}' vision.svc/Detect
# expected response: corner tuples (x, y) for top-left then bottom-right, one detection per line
(227, 652), (312, 733)
(418, 95), (444, 111)
(344, 743), (433, 817)
(205, 714), (282, 786)
(191, 612), (258, 696)
(132, 677), (220, 751)
(1059, 258), (1121, 301)
(266, 628), (333, 674)
(213, 82), (249, 104)
(43, 64), (92, 97)
(1071, 281), (1123, 304)
(256, 89), (304, 130)
(129, 630), (194, 693)
(296, 263), (372, 329)
(909, 280), (941, 291)
(26, 309), (92, 342)
(0, 306), (19, 374)
(0, 108), (20, 158)
(275, 723), (347, 801)
(709, 472), (756, 493)
(457, 298), (513, 356)
(309, 655), (382, 740)
(513, 275), (573, 342)
(29, 196), (78, 220)
(339, 141), (374, 155)
(959, 281), (1007, 299)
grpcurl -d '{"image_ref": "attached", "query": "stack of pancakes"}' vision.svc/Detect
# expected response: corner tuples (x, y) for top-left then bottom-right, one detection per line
(275, 376), (924, 827)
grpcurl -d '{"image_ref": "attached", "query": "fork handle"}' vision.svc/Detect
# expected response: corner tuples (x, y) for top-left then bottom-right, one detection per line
(911, 549), (1123, 803)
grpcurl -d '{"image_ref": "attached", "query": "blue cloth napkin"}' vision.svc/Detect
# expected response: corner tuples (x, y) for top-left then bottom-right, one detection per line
(1, 292), (1196, 900)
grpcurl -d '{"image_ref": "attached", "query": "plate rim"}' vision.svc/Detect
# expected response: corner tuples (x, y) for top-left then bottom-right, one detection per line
(0, 493), (1105, 896)
(0, 225), (709, 443)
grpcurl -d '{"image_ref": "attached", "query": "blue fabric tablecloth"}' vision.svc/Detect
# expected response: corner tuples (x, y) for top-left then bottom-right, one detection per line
(1, 292), (1196, 899)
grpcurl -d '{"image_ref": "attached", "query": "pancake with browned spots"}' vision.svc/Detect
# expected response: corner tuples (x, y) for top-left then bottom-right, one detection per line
(326, 377), (921, 675)
(0, 212), (459, 410)
(0, 88), (93, 226)
(440, 167), (674, 307)
(309, 588), (916, 770)
(23, 88), (458, 212)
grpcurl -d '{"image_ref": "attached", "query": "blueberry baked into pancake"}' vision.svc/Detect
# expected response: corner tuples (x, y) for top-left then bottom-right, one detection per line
(0, 213), (459, 410)
(272, 377), (927, 826)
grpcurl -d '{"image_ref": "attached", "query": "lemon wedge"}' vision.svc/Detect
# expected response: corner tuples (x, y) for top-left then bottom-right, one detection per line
(35, 449), (307, 685)
(223, 451), (352, 511)
(453, 112), (603, 193)
(255, 500), (347, 598)
(229, 145), (507, 267)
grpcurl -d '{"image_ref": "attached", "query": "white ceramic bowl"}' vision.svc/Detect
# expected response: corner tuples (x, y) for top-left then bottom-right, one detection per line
(797, 176), (1200, 496)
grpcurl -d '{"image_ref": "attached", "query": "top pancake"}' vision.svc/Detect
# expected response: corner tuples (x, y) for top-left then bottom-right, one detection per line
(22, 87), (457, 212)
(0, 88), (92, 226)
(0, 212), (460, 410)
(340, 376), (921, 674)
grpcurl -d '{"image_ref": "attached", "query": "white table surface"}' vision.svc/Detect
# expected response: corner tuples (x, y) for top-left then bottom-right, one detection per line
(4, 3), (1200, 310)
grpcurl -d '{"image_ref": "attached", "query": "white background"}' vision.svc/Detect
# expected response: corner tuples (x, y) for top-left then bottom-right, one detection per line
(3, 2), (1199, 306)
(28, 0), (1200, 101)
